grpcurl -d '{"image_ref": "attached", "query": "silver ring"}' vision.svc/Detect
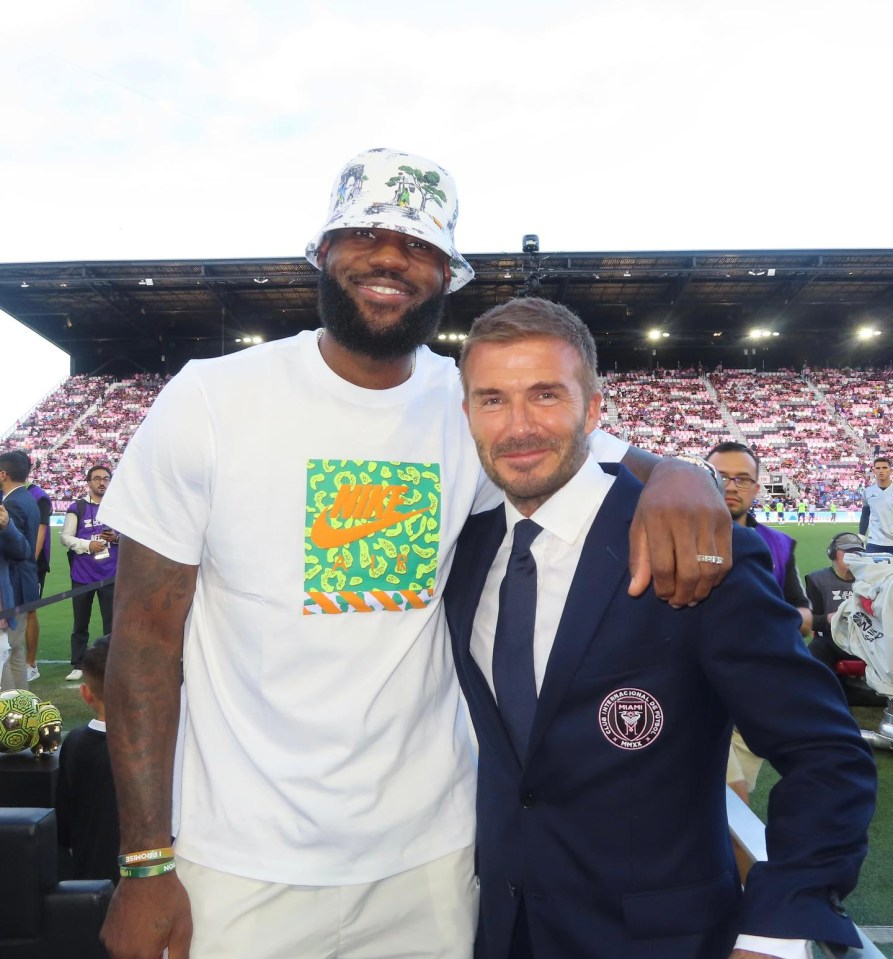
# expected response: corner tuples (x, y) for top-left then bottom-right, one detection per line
(696, 554), (725, 565)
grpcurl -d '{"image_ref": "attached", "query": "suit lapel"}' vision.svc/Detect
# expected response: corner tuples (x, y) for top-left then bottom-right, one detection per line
(527, 465), (638, 761)
(451, 508), (507, 665)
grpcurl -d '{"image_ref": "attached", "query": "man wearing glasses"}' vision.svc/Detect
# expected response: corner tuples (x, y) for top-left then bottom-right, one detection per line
(706, 442), (811, 635)
(706, 442), (812, 808)
(60, 465), (119, 681)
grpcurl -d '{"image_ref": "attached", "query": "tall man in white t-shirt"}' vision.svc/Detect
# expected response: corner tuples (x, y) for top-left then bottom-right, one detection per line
(860, 455), (893, 553)
(99, 148), (731, 959)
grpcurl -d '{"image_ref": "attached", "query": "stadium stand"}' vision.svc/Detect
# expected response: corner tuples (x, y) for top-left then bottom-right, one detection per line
(3, 374), (168, 506)
(0, 367), (883, 508)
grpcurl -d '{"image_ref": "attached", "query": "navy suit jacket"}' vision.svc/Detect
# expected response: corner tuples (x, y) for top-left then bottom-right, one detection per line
(444, 464), (876, 959)
(0, 512), (31, 627)
(0, 486), (40, 606)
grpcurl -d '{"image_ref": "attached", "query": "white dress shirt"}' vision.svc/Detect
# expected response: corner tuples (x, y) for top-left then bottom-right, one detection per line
(471, 453), (809, 959)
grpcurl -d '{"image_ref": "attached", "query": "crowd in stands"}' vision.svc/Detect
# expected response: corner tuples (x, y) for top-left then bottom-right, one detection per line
(809, 368), (893, 458)
(1, 367), (887, 510)
(602, 366), (884, 508)
(603, 369), (729, 457)
(3, 373), (168, 507)
(710, 369), (866, 508)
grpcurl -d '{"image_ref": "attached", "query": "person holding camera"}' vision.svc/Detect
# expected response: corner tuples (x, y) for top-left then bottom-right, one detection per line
(60, 464), (118, 681)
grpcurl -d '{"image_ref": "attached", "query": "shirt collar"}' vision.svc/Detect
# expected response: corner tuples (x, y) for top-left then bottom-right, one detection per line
(503, 454), (612, 546)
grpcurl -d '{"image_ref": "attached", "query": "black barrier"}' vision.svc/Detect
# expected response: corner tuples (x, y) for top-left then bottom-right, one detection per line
(0, 577), (116, 622)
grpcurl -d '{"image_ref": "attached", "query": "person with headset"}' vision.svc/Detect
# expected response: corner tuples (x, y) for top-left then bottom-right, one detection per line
(805, 532), (887, 707)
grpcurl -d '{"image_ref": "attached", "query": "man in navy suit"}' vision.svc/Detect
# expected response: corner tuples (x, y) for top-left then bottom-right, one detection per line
(0, 450), (41, 690)
(0, 500), (32, 676)
(444, 298), (876, 959)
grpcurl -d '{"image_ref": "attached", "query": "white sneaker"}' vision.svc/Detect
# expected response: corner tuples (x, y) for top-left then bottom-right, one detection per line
(65, 669), (83, 681)
(26, 664), (40, 681)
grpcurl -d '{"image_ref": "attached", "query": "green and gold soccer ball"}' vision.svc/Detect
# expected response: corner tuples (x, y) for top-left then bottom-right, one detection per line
(0, 689), (41, 753)
(33, 700), (63, 756)
(0, 689), (62, 755)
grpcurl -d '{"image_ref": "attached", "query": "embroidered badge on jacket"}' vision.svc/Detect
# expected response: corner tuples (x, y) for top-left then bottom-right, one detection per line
(599, 688), (664, 750)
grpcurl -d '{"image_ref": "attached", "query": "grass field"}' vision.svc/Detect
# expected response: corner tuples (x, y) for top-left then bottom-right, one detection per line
(22, 522), (893, 950)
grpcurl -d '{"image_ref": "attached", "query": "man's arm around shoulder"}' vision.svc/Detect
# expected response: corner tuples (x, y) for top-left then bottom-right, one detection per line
(621, 445), (732, 606)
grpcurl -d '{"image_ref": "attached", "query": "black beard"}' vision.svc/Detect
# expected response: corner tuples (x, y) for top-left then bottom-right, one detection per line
(317, 269), (446, 361)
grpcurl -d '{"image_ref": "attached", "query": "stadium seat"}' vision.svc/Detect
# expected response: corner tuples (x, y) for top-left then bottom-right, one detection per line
(0, 807), (112, 958)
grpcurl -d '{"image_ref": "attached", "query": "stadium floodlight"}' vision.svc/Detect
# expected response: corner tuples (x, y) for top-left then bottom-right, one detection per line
(522, 234), (539, 253)
(252, 335), (264, 344)
(856, 326), (882, 340)
(748, 328), (775, 339)
(647, 329), (662, 341)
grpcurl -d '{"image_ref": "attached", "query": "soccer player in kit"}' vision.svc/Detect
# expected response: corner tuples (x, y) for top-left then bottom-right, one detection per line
(98, 149), (732, 959)
(860, 455), (893, 553)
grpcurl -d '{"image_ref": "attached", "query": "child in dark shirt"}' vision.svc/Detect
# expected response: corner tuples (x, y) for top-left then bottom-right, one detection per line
(55, 635), (120, 883)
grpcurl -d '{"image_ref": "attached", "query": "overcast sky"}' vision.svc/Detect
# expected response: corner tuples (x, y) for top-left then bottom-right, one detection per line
(2, 0), (891, 433)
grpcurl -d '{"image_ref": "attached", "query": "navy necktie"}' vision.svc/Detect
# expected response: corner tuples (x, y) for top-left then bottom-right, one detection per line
(492, 518), (542, 760)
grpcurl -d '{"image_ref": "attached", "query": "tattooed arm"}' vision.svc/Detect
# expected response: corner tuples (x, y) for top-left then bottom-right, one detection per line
(101, 536), (198, 959)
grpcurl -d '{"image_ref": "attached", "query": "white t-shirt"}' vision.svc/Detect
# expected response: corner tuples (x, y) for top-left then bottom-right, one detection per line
(863, 483), (893, 546)
(100, 331), (628, 885)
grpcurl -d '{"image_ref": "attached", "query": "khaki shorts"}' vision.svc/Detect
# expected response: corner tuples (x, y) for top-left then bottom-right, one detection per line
(178, 844), (478, 959)
(726, 727), (764, 794)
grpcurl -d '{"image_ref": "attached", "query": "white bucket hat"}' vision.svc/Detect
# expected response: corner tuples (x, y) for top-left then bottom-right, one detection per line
(305, 148), (474, 293)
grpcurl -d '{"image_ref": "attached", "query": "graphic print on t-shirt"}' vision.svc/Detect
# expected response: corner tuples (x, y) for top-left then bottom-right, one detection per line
(304, 459), (441, 614)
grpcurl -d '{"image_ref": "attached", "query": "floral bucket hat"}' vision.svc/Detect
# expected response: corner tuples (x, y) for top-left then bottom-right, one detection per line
(305, 147), (474, 293)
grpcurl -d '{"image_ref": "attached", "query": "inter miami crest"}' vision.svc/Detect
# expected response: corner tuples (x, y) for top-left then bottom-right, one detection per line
(599, 687), (664, 750)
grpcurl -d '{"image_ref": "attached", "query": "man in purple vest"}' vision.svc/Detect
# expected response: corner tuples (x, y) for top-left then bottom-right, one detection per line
(706, 442), (811, 629)
(60, 465), (118, 681)
(706, 441), (812, 807)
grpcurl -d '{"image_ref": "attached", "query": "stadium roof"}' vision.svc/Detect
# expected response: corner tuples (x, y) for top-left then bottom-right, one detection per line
(2, 248), (892, 376)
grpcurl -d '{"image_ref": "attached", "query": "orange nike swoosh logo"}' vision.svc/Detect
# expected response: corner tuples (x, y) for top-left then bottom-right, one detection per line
(310, 505), (433, 548)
